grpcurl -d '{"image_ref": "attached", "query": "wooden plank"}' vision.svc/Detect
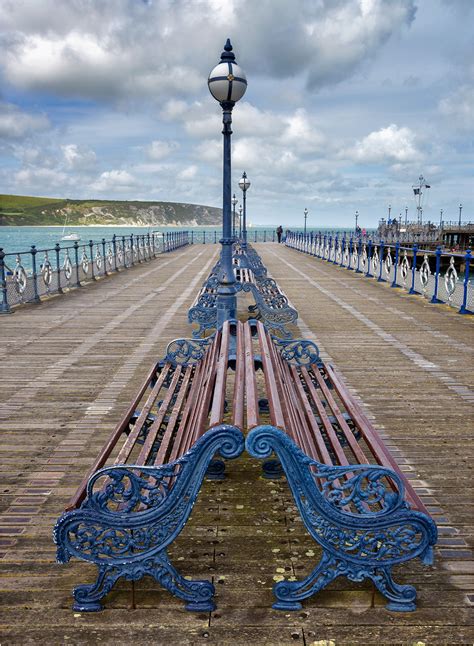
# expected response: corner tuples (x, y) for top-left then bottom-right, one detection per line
(209, 321), (230, 427)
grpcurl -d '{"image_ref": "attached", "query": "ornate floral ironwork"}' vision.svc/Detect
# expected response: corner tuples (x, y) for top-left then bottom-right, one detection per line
(272, 337), (321, 366)
(54, 424), (244, 612)
(13, 255), (28, 294)
(246, 425), (437, 612)
(165, 335), (215, 365)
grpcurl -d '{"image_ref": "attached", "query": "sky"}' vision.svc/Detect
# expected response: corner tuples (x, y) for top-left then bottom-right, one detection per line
(0, 0), (472, 228)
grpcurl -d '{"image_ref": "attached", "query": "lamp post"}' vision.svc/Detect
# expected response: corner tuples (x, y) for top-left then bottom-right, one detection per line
(405, 206), (408, 227)
(355, 210), (359, 235)
(459, 203), (463, 227)
(388, 204), (392, 222)
(439, 209), (443, 229)
(303, 208), (308, 235)
(239, 205), (242, 238)
(208, 38), (247, 325)
(239, 171), (251, 249)
(232, 194), (238, 238)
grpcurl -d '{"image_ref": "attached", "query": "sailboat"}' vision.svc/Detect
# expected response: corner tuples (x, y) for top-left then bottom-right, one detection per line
(61, 212), (80, 242)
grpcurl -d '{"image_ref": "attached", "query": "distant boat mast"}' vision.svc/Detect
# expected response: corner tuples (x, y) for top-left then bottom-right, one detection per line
(412, 174), (430, 225)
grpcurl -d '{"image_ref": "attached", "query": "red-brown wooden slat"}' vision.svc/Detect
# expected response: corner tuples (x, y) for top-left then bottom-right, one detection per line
(167, 339), (213, 463)
(326, 364), (425, 513)
(310, 367), (367, 465)
(209, 321), (230, 427)
(154, 365), (194, 465)
(135, 366), (183, 465)
(244, 322), (259, 429)
(191, 328), (222, 443)
(289, 364), (335, 464)
(232, 321), (245, 430)
(256, 321), (285, 428)
(113, 365), (171, 466)
(65, 361), (167, 511)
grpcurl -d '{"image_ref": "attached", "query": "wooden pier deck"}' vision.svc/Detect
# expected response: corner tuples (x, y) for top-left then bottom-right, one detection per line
(0, 242), (473, 644)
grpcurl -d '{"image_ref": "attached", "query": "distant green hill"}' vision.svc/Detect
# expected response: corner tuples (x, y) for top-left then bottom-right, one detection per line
(0, 195), (222, 226)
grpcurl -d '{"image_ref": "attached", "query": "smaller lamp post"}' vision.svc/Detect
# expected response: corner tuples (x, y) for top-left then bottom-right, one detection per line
(303, 208), (308, 235)
(239, 171), (251, 248)
(459, 203), (463, 227)
(439, 209), (443, 229)
(405, 206), (408, 227)
(232, 194), (238, 238)
(238, 205), (243, 238)
(355, 210), (359, 234)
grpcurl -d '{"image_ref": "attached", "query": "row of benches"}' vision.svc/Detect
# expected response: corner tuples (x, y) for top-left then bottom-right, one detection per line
(188, 244), (298, 337)
(55, 304), (437, 612)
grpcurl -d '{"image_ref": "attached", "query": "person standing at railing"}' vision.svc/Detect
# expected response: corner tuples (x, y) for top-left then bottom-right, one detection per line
(276, 225), (283, 243)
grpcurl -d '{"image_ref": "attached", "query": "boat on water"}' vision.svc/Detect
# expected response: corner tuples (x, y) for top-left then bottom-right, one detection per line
(60, 213), (80, 242)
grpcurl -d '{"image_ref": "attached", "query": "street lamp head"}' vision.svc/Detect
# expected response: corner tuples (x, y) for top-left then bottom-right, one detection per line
(304, 208), (308, 216)
(232, 194), (238, 206)
(208, 39), (247, 106)
(239, 171), (251, 192)
(239, 205), (242, 215)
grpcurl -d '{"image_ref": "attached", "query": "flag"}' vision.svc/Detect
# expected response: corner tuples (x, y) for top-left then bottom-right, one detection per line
(413, 188), (420, 195)
(425, 184), (431, 188)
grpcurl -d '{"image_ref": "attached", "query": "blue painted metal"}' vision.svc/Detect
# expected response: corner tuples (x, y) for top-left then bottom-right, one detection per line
(459, 249), (473, 314)
(430, 246), (443, 303)
(377, 240), (385, 282)
(246, 425), (437, 612)
(391, 242), (400, 288)
(54, 424), (244, 612)
(409, 245), (418, 294)
(0, 248), (11, 314)
(366, 240), (373, 277)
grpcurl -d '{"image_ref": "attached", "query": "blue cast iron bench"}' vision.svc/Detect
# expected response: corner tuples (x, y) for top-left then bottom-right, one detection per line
(239, 319), (437, 612)
(54, 321), (245, 612)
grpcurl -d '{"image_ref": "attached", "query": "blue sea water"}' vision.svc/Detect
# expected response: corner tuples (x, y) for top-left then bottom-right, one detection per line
(0, 224), (360, 258)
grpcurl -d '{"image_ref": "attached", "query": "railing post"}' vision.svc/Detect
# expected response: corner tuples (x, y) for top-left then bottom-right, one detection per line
(74, 241), (81, 286)
(146, 232), (151, 259)
(102, 238), (108, 275)
(263, 230), (266, 242)
(391, 242), (400, 288)
(430, 246), (443, 303)
(409, 245), (418, 294)
(203, 230), (206, 245)
(191, 230), (194, 245)
(130, 235), (136, 265)
(89, 240), (96, 280)
(347, 237), (353, 270)
(355, 239), (362, 273)
(30, 245), (41, 301)
(55, 242), (63, 293)
(122, 236), (127, 267)
(340, 235), (345, 267)
(378, 240), (385, 282)
(112, 235), (119, 271)
(0, 248), (11, 314)
(459, 249), (473, 314)
(366, 240), (373, 277)
(272, 230), (275, 242)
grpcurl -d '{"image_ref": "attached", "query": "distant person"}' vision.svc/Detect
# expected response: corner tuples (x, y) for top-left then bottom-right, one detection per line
(276, 225), (283, 243)
(362, 228), (367, 237)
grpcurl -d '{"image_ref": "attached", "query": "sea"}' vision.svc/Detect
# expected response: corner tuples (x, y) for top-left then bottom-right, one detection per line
(0, 224), (361, 261)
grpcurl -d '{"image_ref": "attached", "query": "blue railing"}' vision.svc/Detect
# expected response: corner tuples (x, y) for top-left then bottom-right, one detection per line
(0, 231), (189, 312)
(285, 231), (473, 315)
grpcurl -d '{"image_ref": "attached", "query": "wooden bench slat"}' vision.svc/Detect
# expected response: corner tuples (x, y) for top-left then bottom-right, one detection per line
(135, 366), (184, 466)
(256, 321), (286, 428)
(326, 364), (425, 513)
(209, 321), (230, 427)
(153, 365), (194, 466)
(113, 364), (172, 466)
(305, 366), (366, 466)
(244, 320), (259, 429)
(232, 321), (245, 430)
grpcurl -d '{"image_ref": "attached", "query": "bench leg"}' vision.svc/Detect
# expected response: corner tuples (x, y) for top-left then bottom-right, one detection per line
(368, 567), (417, 612)
(272, 552), (341, 611)
(206, 459), (226, 480)
(73, 565), (122, 612)
(262, 459), (284, 479)
(150, 550), (216, 612)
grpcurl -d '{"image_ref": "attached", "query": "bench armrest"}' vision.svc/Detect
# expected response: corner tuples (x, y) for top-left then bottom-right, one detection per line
(272, 337), (321, 366)
(165, 335), (215, 365)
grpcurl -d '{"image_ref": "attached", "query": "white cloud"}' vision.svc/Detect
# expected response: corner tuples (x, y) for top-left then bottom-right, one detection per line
(349, 124), (421, 164)
(177, 165), (198, 181)
(14, 167), (70, 189)
(62, 144), (96, 170)
(439, 85), (474, 132)
(0, 102), (49, 139)
(147, 140), (179, 160)
(90, 170), (139, 193)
